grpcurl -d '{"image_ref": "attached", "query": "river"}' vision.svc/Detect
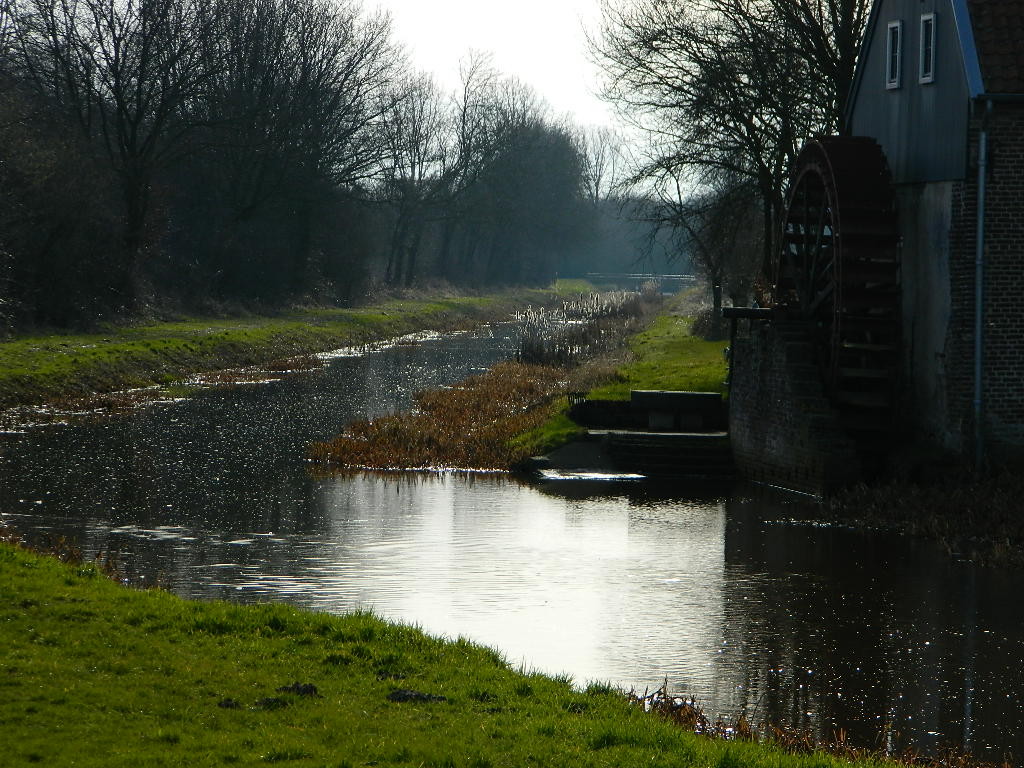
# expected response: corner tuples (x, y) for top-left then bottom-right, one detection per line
(1, 323), (1022, 759)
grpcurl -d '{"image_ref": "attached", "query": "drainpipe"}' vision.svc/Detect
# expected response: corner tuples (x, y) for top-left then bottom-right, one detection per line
(974, 99), (992, 470)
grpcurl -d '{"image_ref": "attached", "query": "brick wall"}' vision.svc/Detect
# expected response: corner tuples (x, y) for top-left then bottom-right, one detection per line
(729, 321), (862, 494)
(946, 102), (1024, 457)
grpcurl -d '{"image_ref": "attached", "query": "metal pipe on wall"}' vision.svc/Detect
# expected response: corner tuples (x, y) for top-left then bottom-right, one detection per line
(974, 99), (992, 470)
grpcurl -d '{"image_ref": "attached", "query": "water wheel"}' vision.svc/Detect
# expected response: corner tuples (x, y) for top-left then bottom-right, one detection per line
(774, 136), (900, 445)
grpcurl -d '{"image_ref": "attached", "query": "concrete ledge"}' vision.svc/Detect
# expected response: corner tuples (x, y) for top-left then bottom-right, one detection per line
(629, 390), (721, 411)
(630, 390), (724, 431)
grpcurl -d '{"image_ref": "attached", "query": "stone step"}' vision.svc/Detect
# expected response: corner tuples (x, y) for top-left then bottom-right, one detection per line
(591, 429), (729, 442)
(837, 366), (891, 380)
(834, 389), (892, 409)
(593, 429), (735, 477)
(839, 341), (897, 354)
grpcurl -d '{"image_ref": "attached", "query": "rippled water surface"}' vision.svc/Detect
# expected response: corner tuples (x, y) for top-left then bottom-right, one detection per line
(2, 325), (1022, 759)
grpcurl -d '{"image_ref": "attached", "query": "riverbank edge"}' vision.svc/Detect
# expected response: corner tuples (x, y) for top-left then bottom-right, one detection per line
(0, 538), (898, 768)
(0, 287), (568, 411)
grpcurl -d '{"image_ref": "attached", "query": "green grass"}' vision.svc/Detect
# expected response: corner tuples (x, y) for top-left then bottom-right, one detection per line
(507, 397), (588, 458)
(0, 541), (893, 768)
(0, 289), (563, 409)
(586, 315), (729, 400)
(549, 278), (595, 296)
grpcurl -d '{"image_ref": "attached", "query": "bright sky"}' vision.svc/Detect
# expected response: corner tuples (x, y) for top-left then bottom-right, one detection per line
(371, 0), (618, 130)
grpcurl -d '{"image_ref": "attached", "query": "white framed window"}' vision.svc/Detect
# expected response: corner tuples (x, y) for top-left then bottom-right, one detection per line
(886, 20), (903, 89)
(919, 13), (936, 83)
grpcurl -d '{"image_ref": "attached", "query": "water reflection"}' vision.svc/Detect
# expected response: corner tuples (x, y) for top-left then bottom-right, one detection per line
(1, 326), (1022, 759)
(721, 492), (1022, 757)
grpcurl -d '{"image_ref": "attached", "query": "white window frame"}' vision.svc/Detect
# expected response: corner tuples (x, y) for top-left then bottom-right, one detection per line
(886, 20), (903, 89)
(919, 13), (936, 83)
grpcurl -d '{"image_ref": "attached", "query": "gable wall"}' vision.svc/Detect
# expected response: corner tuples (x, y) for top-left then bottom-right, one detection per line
(849, 0), (970, 183)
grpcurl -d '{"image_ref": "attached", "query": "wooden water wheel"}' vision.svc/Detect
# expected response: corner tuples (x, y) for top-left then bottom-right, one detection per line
(774, 136), (901, 444)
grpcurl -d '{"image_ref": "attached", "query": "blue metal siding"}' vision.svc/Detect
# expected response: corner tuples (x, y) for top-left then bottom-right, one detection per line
(849, 0), (970, 182)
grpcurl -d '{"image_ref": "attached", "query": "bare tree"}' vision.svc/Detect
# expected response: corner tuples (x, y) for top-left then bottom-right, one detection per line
(284, 0), (397, 189)
(645, 164), (763, 335)
(434, 51), (500, 281)
(12, 0), (214, 307)
(578, 125), (626, 205)
(167, 0), (401, 296)
(765, 0), (872, 126)
(0, 65), (123, 326)
(2, 6), (605, 323)
(185, 0), (293, 222)
(0, 0), (14, 65)
(451, 70), (561, 284)
(256, 0), (398, 290)
(445, 53), (500, 196)
(592, 0), (870, 283)
(380, 72), (446, 285)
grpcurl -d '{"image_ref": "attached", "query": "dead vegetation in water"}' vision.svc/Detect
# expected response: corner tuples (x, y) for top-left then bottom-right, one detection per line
(633, 682), (1013, 768)
(185, 353), (324, 386)
(309, 361), (573, 471)
(829, 469), (1024, 566)
(515, 310), (648, 368)
(0, 387), (175, 429)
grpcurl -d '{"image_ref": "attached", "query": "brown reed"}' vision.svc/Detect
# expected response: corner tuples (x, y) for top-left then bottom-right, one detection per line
(310, 289), (665, 472)
(308, 361), (571, 471)
(630, 682), (1012, 768)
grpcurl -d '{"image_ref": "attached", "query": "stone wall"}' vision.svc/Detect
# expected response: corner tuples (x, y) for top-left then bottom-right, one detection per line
(729, 321), (861, 495)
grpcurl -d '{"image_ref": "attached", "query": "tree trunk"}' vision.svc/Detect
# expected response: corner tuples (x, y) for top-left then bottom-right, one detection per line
(439, 217), (458, 282)
(711, 280), (724, 339)
(120, 170), (149, 312)
(759, 189), (775, 301)
(291, 202), (313, 296)
(403, 223), (423, 288)
(387, 216), (408, 285)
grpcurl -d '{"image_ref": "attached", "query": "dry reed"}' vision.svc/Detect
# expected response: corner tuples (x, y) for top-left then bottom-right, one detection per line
(309, 362), (571, 471)
(631, 682), (1011, 768)
(515, 290), (657, 367)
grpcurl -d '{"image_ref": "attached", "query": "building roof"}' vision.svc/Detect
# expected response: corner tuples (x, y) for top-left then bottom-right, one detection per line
(967, 0), (1024, 93)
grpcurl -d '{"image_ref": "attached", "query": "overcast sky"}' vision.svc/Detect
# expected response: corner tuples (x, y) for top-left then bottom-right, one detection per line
(371, 0), (618, 129)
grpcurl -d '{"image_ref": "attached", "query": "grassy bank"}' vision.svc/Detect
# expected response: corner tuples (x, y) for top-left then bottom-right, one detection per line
(585, 313), (729, 400)
(0, 539), (889, 768)
(0, 287), (571, 410)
